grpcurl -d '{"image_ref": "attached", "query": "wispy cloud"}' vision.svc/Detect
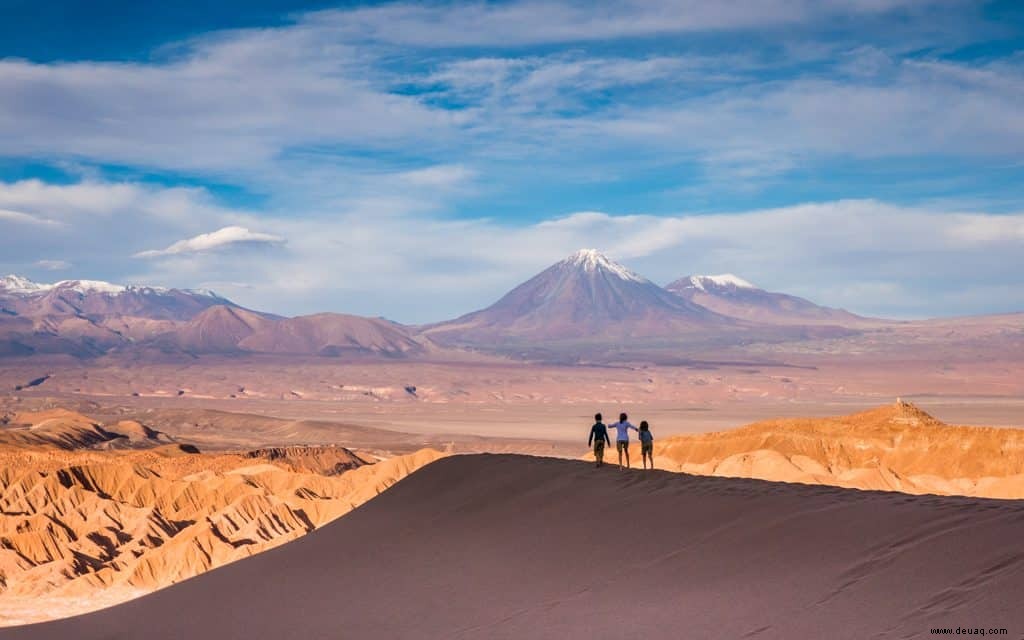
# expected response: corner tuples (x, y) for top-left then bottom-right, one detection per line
(399, 164), (476, 188)
(0, 1), (1011, 189)
(34, 259), (71, 270)
(0, 179), (246, 278)
(0, 207), (60, 226)
(135, 226), (286, 258)
(0, 34), (449, 175)
(312, 0), (958, 47)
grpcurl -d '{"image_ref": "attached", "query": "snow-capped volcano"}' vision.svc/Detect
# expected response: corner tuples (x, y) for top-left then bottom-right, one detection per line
(423, 249), (731, 345)
(665, 274), (868, 326)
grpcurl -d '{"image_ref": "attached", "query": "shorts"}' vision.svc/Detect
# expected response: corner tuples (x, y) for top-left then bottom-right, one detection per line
(641, 443), (653, 455)
(617, 441), (629, 453)
(593, 440), (605, 457)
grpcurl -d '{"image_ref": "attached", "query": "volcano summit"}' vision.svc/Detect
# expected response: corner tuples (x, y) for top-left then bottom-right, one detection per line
(423, 249), (732, 346)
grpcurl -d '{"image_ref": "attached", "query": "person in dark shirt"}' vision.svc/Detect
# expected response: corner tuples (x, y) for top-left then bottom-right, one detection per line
(588, 413), (611, 468)
(639, 420), (654, 469)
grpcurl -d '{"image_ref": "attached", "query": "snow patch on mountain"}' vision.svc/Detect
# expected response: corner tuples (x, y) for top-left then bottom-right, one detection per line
(685, 274), (756, 291)
(561, 249), (647, 283)
(56, 280), (129, 295)
(0, 275), (48, 294)
(0, 275), (219, 298)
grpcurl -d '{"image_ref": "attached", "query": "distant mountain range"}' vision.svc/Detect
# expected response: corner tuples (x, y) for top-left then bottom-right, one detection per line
(0, 251), (988, 361)
(0, 275), (434, 358)
(0, 275), (231, 320)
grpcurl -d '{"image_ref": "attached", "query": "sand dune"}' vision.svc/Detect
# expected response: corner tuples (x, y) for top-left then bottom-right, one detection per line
(3, 454), (1021, 639)
(0, 438), (444, 625)
(643, 402), (1024, 498)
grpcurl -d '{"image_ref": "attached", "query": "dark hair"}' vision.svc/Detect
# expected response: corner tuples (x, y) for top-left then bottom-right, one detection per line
(640, 421), (649, 431)
(594, 413), (602, 422)
(619, 413), (627, 422)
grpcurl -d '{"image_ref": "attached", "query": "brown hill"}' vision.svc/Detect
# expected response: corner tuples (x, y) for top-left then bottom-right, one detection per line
(0, 444), (444, 625)
(242, 445), (367, 475)
(0, 409), (126, 449)
(647, 402), (1024, 498)
(0, 410), (173, 450)
(0, 315), (107, 358)
(4, 455), (1023, 639)
(105, 420), (175, 447)
(157, 305), (276, 353)
(238, 313), (431, 357)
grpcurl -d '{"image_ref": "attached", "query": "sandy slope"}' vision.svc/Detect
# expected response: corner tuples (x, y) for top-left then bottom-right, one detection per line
(3, 454), (1022, 639)
(645, 402), (1024, 498)
(0, 435), (444, 626)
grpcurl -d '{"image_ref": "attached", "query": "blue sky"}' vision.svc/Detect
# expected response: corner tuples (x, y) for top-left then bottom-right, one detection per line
(1, 0), (1023, 322)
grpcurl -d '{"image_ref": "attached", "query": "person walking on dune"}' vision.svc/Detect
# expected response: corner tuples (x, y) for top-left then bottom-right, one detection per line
(589, 413), (611, 468)
(639, 420), (654, 470)
(610, 413), (639, 469)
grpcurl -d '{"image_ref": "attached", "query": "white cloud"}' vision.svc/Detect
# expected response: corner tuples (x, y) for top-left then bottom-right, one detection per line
(434, 55), (709, 95)
(580, 56), (1024, 181)
(314, 0), (949, 47)
(399, 165), (476, 188)
(0, 29), (450, 175)
(0, 207), (60, 226)
(135, 226), (286, 258)
(34, 259), (71, 271)
(0, 1), (1010, 189)
(0, 179), (216, 223)
(0, 179), (247, 277)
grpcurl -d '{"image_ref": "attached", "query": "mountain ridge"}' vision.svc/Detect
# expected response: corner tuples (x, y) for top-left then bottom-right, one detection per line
(2, 253), (1014, 362)
(666, 273), (871, 325)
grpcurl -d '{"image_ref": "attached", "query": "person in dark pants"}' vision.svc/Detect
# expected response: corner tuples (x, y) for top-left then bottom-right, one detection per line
(588, 413), (611, 468)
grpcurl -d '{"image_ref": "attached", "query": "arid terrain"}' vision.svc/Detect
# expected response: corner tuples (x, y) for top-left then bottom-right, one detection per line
(0, 406), (445, 625)
(1, 345), (1020, 440)
(4, 455), (1023, 640)
(2, 395), (1022, 629)
(641, 402), (1024, 498)
(0, 254), (1021, 633)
